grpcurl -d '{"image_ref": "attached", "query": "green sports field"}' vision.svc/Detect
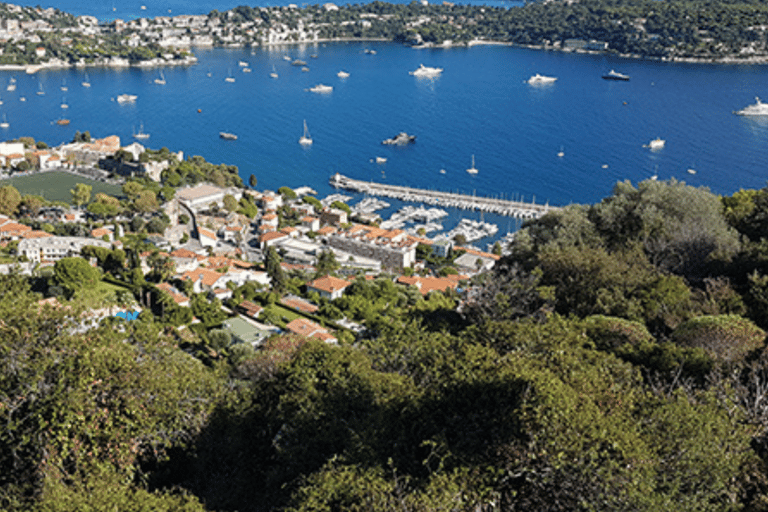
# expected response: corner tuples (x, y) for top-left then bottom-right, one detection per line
(3, 171), (123, 204)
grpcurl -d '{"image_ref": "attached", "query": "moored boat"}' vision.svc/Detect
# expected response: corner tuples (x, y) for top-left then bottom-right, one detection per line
(734, 97), (768, 116)
(299, 120), (313, 146)
(382, 132), (416, 145)
(116, 93), (137, 104)
(337, 70), (350, 78)
(602, 70), (630, 81)
(308, 84), (333, 93)
(527, 74), (557, 85)
(219, 132), (238, 140)
(410, 64), (443, 77)
(647, 137), (665, 150)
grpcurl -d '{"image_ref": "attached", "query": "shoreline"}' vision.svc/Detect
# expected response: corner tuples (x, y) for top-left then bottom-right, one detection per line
(4, 37), (767, 73)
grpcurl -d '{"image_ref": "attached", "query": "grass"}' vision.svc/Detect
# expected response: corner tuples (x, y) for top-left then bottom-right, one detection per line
(4, 171), (123, 203)
(263, 303), (303, 328)
(72, 280), (132, 309)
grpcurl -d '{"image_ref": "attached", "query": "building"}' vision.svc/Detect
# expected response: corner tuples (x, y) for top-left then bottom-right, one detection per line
(176, 183), (242, 210)
(307, 275), (351, 300)
(396, 275), (463, 296)
(327, 225), (418, 271)
(285, 317), (337, 343)
(320, 207), (348, 226)
(18, 236), (111, 263)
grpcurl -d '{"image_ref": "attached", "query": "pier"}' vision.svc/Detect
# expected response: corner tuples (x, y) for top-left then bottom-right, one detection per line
(329, 173), (558, 219)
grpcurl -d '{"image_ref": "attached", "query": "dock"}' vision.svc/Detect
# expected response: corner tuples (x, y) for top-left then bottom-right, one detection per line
(329, 173), (558, 219)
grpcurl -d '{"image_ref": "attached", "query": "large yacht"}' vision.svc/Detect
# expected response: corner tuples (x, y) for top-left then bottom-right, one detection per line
(116, 94), (137, 104)
(735, 97), (768, 116)
(527, 74), (557, 85)
(647, 137), (665, 150)
(308, 84), (333, 93)
(337, 70), (350, 78)
(409, 64), (443, 77)
(602, 70), (630, 81)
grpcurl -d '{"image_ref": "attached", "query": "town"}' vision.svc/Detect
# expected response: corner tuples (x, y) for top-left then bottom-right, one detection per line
(0, 131), (502, 351)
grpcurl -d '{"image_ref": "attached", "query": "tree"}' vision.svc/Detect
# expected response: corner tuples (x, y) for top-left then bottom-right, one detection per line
(222, 193), (239, 213)
(453, 233), (467, 246)
(0, 184), (21, 215)
(53, 256), (101, 298)
(249, 173), (257, 189)
(279, 186), (297, 200)
(70, 183), (92, 209)
(265, 246), (286, 294)
(315, 249), (339, 276)
(134, 190), (159, 213)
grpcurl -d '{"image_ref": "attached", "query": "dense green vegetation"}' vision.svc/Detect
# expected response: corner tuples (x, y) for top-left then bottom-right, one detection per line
(279, 0), (768, 60)
(7, 177), (768, 510)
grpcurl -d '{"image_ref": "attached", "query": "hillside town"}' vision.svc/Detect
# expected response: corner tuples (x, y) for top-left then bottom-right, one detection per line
(0, 132), (500, 350)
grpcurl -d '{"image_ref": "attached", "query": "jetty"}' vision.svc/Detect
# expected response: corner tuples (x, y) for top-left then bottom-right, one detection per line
(330, 173), (557, 219)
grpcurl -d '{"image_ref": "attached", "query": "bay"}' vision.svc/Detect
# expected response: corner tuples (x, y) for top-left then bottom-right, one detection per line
(2, 40), (768, 245)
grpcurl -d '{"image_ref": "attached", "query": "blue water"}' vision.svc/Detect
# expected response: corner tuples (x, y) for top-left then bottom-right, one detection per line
(7, 42), (768, 212)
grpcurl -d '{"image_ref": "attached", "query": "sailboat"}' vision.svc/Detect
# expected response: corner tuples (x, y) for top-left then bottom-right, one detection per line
(154, 70), (166, 85)
(60, 96), (68, 109)
(81, 72), (91, 88)
(36, 81), (44, 96)
(60, 79), (67, 91)
(0, 114), (9, 129)
(299, 120), (312, 145)
(133, 122), (150, 140)
(466, 154), (478, 174)
(6, 76), (16, 92)
(225, 69), (235, 83)
(270, 65), (278, 79)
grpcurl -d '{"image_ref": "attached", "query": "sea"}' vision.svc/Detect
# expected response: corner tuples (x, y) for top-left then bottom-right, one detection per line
(7, 1), (768, 247)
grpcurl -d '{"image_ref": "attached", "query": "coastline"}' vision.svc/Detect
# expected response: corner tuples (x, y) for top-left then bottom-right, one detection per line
(1, 55), (199, 75)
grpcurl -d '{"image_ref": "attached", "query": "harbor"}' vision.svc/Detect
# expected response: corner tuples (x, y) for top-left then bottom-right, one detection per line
(330, 173), (558, 219)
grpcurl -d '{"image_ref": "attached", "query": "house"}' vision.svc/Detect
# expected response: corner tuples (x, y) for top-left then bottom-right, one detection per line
(259, 231), (287, 249)
(307, 275), (351, 300)
(237, 300), (263, 319)
(301, 216), (320, 231)
(90, 226), (114, 242)
(432, 239), (453, 258)
(285, 317), (337, 343)
(18, 236), (111, 263)
(198, 227), (217, 248)
(176, 183), (241, 210)
(453, 251), (498, 274)
(0, 221), (31, 241)
(281, 295), (318, 314)
(320, 207), (347, 226)
(261, 212), (279, 229)
(396, 275), (463, 296)
(156, 282), (190, 307)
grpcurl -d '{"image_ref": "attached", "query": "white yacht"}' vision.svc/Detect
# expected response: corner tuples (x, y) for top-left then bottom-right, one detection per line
(238, 61), (249, 67)
(117, 94), (137, 104)
(466, 154), (478, 175)
(60, 97), (68, 109)
(308, 84), (333, 93)
(337, 70), (350, 78)
(243, 67), (252, 73)
(154, 70), (166, 85)
(647, 137), (665, 150)
(375, 157), (387, 164)
(527, 74), (557, 85)
(36, 81), (44, 96)
(283, 55), (291, 61)
(299, 119), (313, 146)
(409, 64), (443, 77)
(133, 122), (150, 140)
(225, 69), (235, 83)
(735, 97), (768, 116)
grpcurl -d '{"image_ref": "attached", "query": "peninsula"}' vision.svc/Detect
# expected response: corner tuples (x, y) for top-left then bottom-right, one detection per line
(0, 0), (767, 72)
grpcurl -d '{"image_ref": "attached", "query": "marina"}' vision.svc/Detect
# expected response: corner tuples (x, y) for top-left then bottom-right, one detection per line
(330, 173), (556, 219)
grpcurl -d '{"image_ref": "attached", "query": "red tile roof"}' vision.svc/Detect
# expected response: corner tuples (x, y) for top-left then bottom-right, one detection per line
(308, 275), (351, 294)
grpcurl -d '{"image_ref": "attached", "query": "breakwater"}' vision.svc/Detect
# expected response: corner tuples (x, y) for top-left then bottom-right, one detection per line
(329, 174), (558, 219)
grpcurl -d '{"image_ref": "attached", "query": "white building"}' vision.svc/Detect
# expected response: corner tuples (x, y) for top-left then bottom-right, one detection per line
(18, 236), (111, 263)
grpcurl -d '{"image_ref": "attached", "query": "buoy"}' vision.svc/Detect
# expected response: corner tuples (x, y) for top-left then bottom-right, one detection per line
(197, 108), (201, 113)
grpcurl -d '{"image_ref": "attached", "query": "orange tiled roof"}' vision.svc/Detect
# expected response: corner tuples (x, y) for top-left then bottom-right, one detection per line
(198, 227), (217, 240)
(308, 275), (351, 294)
(171, 248), (201, 259)
(181, 268), (223, 287)
(259, 231), (287, 243)
(285, 317), (325, 337)
(0, 222), (31, 233)
(455, 247), (501, 261)
(281, 296), (318, 314)
(316, 226), (337, 236)
(397, 275), (460, 296)
(21, 230), (53, 239)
